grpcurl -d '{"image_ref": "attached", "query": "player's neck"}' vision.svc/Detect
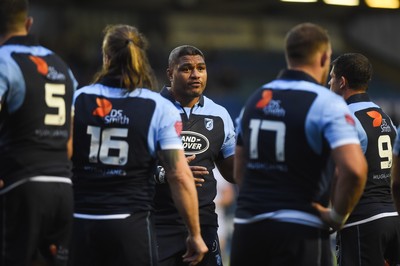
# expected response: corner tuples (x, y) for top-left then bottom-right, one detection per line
(344, 89), (366, 101)
(0, 31), (28, 45)
(177, 97), (199, 108)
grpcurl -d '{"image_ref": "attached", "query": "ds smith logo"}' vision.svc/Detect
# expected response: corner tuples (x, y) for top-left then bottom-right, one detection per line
(181, 131), (210, 155)
(256, 90), (285, 117)
(29, 56), (65, 81)
(367, 110), (392, 133)
(92, 98), (129, 125)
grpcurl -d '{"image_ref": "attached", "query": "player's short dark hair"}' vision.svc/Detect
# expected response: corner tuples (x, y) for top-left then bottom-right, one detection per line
(285, 22), (330, 66)
(331, 53), (373, 90)
(168, 45), (205, 67)
(0, 0), (29, 35)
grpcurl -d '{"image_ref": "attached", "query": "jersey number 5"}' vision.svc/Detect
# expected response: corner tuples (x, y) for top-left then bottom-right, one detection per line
(87, 125), (129, 166)
(44, 83), (66, 126)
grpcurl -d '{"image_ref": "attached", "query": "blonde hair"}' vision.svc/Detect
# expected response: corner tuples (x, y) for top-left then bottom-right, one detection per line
(93, 24), (157, 92)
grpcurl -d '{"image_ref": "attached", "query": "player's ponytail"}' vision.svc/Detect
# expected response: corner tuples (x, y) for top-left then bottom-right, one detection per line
(93, 24), (158, 92)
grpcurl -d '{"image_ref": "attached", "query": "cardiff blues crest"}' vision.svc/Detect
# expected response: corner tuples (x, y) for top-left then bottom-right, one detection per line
(204, 118), (214, 131)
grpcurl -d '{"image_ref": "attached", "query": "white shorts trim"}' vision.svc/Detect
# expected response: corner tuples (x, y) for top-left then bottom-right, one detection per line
(29, 176), (72, 184)
(343, 212), (399, 228)
(74, 213), (131, 220)
(0, 175), (71, 195)
(234, 209), (325, 229)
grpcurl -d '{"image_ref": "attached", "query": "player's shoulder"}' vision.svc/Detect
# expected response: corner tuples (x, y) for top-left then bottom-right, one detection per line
(134, 88), (178, 108)
(202, 95), (231, 116)
(133, 88), (166, 101)
(298, 82), (345, 107)
(73, 84), (100, 98)
(263, 79), (345, 109)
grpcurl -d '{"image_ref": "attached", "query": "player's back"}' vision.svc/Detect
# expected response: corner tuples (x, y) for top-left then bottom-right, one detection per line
(72, 82), (180, 215)
(346, 95), (397, 222)
(235, 70), (359, 224)
(0, 38), (75, 187)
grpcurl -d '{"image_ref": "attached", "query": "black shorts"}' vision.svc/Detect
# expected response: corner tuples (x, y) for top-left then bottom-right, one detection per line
(336, 216), (400, 266)
(0, 180), (73, 266)
(69, 210), (158, 266)
(157, 225), (223, 266)
(230, 220), (333, 266)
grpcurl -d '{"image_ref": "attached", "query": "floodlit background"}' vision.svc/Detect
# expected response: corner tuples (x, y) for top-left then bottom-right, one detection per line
(29, 0), (400, 122)
(27, 1), (400, 264)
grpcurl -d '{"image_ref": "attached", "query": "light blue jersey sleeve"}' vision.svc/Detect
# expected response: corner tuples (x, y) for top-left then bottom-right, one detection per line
(152, 94), (184, 152)
(306, 91), (360, 154)
(220, 107), (236, 159)
(347, 101), (380, 154)
(0, 59), (9, 112)
(0, 49), (26, 113)
(0, 45), (78, 113)
(200, 96), (236, 159)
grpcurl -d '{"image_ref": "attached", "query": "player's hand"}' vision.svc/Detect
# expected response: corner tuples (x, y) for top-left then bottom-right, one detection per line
(312, 202), (344, 233)
(182, 234), (208, 265)
(186, 155), (208, 187)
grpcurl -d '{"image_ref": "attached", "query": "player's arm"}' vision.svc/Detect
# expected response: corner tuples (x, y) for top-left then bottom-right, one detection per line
(185, 154), (207, 187)
(391, 154), (400, 215)
(215, 155), (234, 183)
(67, 111), (74, 159)
(216, 111), (236, 184)
(314, 144), (367, 231)
(158, 149), (208, 265)
(154, 155), (208, 187)
(233, 146), (246, 187)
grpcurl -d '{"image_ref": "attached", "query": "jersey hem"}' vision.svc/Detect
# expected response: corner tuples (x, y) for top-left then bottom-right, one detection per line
(343, 212), (399, 228)
(234, 209), (325, 229)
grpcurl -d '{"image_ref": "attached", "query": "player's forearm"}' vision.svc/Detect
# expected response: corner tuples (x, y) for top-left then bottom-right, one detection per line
(391, 156), (400, 214)
(216, 156), (235, 184)
(67, 113), (74, 159)
(168, 169), (201, 237)
(233, 146), (245, 186)
(160, 149), (202, 237)
(334, 168), (366, 212)
(331, 145), (367, 222)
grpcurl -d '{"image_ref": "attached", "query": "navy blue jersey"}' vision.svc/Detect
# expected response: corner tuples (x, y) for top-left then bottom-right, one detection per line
(72, 80), (183, 216)
(154, 86), (235, 227)
(343, 93), (398, 226)
(235, 70), (360, 228)
(394, 127), (400, 157)
(0, 35), (77, 193)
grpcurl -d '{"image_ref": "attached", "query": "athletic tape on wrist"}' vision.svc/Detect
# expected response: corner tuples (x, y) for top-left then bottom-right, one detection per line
(154, 165), (166, 184)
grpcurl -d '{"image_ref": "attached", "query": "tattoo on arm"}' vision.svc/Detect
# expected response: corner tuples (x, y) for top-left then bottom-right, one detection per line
(160, 149), (180, 171)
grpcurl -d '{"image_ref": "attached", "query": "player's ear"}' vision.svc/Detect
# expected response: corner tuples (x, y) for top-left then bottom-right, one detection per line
(166, 68), (173, 83)
(25, 16), (33, 33)
(320, 51), (328, 68)
(340, 76), (347, 89)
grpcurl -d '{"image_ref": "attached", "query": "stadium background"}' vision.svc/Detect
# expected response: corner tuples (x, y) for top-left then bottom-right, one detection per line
(26, 1), (400, 264)
(29, 0), (400, 123)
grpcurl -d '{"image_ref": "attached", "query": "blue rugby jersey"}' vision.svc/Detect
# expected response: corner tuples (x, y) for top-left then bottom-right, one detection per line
(0, 35), (77, 193)
(234, 70), (360, 228)
(72, 80), (184, 216)
(154, 86), (236, 227)
(343, 93), (398, 227)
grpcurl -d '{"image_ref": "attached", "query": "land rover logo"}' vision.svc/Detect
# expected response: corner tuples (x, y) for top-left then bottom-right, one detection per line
(181, 131), (210, 155)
